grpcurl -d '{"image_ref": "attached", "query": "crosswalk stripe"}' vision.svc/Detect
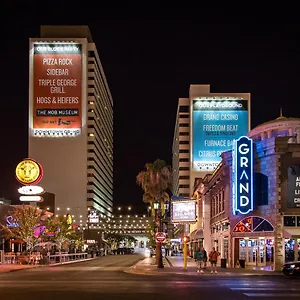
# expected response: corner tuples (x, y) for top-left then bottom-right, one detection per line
(244, 293), (300, 297)
(231, 287), (300, 291)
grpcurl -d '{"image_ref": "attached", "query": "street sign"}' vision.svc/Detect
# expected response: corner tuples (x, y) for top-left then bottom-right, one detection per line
(155, 232), (166, 243)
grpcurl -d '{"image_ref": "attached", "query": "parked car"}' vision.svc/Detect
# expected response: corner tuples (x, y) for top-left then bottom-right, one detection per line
(282, 261), (300, 278)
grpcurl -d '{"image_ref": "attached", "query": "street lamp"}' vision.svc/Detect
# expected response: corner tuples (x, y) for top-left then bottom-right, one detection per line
(154, 201), (164, 269)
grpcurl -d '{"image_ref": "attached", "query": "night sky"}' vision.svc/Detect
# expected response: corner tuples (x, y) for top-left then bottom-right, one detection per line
(0, 7), (299, 213)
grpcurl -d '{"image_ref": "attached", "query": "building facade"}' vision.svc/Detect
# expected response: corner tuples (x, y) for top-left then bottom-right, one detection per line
(28, 26), (113, 228)
(172, 84), (250, 241)
(202, 116), (300, 271)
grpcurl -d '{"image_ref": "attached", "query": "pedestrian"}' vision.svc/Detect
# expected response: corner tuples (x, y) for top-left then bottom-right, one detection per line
(209, 247), (220, 274)
(195, 248), (205, 274)
(202, 247), (207, 269)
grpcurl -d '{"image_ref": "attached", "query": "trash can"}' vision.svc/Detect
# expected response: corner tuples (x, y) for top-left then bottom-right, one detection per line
(221, 258), (227, 268)
(239, 259), (245, 268)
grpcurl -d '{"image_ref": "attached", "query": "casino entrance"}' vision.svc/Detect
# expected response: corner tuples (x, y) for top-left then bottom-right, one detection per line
(232, 216), (274, 268)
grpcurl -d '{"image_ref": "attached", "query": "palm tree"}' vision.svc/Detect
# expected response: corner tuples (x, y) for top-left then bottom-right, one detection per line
(136, 159), (172, 215)
(136, 159), (172, 267)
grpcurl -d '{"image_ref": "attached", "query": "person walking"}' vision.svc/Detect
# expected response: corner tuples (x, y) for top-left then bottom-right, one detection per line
(195, 248), (205, 274)
(209, 247), (220, 274)
(202, 247), (208, 269)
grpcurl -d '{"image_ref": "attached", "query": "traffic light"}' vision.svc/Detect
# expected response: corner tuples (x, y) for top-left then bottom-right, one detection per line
(183, 235), (190, 243)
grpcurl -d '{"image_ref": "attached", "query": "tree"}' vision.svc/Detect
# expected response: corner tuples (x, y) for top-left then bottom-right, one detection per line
(0, 205), (44, 252)
(123, 235), (137, 248)
(136, 159), (172, 216)
(44, 215), (74, 251)
(104, 232), (123, 250)
(67, 229), (84, 252)
(136, 159), (172, 267)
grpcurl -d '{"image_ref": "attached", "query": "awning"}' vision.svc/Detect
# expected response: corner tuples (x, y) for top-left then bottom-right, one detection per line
(189, 229), (204, 241)
(284, 228), (300, 238)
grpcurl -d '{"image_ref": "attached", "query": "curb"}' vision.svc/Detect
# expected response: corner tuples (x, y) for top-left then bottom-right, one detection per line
(124, 269), (284, 277)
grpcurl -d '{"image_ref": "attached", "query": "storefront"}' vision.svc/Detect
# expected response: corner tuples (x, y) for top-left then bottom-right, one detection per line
(232, 216), (274, 267)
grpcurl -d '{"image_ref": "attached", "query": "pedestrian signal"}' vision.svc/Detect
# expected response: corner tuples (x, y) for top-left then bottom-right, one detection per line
(183, 235), (190, 243)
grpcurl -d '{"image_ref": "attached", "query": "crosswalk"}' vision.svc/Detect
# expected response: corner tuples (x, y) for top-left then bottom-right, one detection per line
(217, 279), (300, 298)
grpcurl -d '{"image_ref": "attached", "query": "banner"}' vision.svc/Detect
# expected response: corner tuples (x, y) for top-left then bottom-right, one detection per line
(33, 43), (82, 137)
(192, 98), (249, 172)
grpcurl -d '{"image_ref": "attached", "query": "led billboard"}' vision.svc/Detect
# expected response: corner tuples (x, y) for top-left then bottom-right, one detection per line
(32, 43), (82, 137)
(192, 98), (249, 172)
(171, 200), (196, 223)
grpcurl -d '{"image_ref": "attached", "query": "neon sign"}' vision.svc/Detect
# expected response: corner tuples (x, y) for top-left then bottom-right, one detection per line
(232, 136), (253, 215)
(6, 216), (19, 227)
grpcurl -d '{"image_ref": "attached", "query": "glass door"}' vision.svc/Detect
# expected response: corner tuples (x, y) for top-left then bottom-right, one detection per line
(257, 239), (266, 266)
(247, 239), (257, 265)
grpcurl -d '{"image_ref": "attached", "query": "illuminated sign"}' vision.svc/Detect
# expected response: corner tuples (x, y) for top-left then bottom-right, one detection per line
(233, 217), (274, 232)
(171, 201), (196, 223)
(18, 185), (45, 195)
(288, 166), (300, 208)
(88, 210), (99, 223)
(19, 195), (43, 202)
(32, 42), (82, 137)
(192, 98), (249, 172)
(15, 158), (43, 185)
(6, 216), (18, 228)
(232, 136), (253, 215)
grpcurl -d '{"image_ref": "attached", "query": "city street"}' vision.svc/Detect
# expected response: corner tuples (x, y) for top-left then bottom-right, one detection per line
(0, 254), (299, 299)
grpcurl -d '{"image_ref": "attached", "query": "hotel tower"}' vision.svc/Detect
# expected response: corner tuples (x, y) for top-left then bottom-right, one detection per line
(28, 26), (113, 228)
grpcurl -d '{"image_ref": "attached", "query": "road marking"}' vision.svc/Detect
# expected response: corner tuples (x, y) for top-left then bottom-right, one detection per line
(244, 293), (300, 297)
(231, 287), (300, 291)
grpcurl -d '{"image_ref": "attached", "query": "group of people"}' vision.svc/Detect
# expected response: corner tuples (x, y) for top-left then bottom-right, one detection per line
(194, 247), (220, 274)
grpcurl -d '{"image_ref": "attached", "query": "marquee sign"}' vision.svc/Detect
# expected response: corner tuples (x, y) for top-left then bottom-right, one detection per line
(232, 136), (253, 215)
(288, 165), (300, 208)
(171, 200), (196, 223)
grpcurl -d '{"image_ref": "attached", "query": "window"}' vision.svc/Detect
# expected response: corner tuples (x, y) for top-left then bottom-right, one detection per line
(284, 216), (296, 227)
(179, 132), (189, 136)
(179, 149), (189, 154)
(179, 106), (189, 113)
(179, 114), (189, 118)
(179, 123), (189, 127)
(179, 141), (189, 145)
(254, 173), (268, 206)
(233, 217), (274, 232)
(179, 184), (189, 189)
(179, 158), (189, 162)
(179, 176), (189, 180)
(179, 167), (189, 171)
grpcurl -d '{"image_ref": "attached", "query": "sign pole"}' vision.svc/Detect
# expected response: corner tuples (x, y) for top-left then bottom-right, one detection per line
(183, 239), (187, 269)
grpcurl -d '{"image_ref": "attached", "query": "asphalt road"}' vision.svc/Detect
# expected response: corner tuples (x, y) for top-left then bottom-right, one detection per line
(0, 254), (299, 299)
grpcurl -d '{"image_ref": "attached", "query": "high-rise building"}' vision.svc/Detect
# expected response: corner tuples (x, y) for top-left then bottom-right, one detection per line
(172, 84), (250, 198)
(28, 26), (113, 228)
(172, 98), (190, 198)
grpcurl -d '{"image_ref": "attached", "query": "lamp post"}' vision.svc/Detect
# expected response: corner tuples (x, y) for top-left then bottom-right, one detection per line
(154, 201), (164, 269)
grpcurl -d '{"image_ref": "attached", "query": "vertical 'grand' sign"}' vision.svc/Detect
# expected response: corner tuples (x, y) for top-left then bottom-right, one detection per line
(232, 136), (253, 215)
(33, 43), (82, 137)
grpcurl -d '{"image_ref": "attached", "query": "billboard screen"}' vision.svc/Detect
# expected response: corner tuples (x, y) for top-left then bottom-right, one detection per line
(171, 201), (196, 223)
(192, 98), (249, 172)
(32, 43), (82, 137)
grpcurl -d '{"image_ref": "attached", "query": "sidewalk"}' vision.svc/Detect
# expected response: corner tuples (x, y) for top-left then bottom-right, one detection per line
(0, 257), (96, 273)
(125, 255), (283, 277)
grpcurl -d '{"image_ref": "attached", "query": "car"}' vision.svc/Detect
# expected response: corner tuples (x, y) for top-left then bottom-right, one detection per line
(282, 261), (300, 278)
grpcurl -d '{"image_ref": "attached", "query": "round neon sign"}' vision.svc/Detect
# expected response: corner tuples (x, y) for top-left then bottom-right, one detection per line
(15, 158), (43, 185)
